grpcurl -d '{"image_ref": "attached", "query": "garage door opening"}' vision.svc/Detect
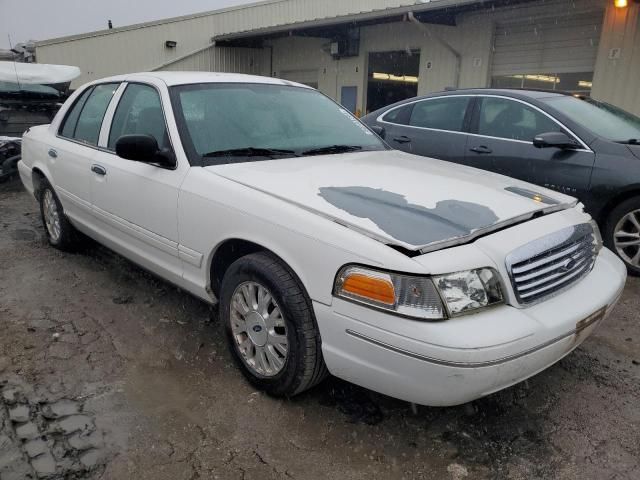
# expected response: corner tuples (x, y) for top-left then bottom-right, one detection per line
(366, 50), (420, 114)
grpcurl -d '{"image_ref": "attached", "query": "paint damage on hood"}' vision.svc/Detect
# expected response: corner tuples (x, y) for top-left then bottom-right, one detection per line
(318, 186), (500, 247)
(206, 151), (577, 253)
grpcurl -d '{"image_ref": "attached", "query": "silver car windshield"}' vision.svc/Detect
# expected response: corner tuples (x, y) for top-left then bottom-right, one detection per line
(171, 83), (386, 165)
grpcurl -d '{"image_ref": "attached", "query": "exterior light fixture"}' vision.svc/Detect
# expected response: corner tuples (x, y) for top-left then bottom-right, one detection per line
(372, 72), (419, 83)
(614, 0), (628, 8)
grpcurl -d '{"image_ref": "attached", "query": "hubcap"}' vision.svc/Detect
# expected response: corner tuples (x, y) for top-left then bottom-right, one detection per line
(614, 209), (640, 268)
(43, 189), (61, 242)
(230, 281), (288, 377)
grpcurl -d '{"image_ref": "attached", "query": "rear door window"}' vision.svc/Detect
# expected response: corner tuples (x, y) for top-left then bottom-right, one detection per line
(108, 83), (169, 151)
(477, 97), (560, 142)
(408, 97), (471, 132)
(59, 87), (93, 139)
(70, 83), (119, 146)
(381, 104), (413, 125)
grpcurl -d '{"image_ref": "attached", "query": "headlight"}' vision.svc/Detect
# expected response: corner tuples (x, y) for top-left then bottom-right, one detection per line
(334, 265), (505, 320)
(433, 268), (504, 316)
(334, 265), (445, 320)
(589, 219), (603, 253)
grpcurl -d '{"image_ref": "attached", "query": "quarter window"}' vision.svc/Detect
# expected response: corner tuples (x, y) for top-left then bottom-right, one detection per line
(477, 97), (560, 142)
(72, 83), (119, 146)
(408, 97), (470, 132)
(108, 83), (169, 150)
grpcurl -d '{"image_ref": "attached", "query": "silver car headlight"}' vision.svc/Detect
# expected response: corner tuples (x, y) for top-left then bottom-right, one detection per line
(433, 268), (504, 317)
(334, 265), (504, 320)
(589, 219), (603, 253)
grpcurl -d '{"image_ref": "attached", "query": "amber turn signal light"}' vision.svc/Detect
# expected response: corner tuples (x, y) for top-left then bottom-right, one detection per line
(341, 272), (396, 305)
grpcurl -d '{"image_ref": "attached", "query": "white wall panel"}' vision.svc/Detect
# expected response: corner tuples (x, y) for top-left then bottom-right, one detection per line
(592, 3), (640, 115)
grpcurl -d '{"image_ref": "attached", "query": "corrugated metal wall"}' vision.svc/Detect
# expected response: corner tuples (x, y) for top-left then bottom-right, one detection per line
(35, 0), (437, 87)
(33, 0), (640, 115)
(492, 12), (604, 76)
(157, 46), (269, 75)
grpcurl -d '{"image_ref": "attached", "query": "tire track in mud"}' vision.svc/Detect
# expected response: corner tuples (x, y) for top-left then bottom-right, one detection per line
(0, 381), (108, 479)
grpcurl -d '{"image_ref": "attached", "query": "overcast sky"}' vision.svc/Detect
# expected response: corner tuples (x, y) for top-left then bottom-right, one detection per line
(0, 0), (256, 48)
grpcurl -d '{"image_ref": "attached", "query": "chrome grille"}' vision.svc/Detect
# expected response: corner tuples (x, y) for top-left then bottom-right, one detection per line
(506, 223), (599, 305)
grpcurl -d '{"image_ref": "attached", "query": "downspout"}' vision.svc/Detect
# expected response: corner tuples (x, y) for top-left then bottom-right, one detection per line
(407, 11), (461, 89)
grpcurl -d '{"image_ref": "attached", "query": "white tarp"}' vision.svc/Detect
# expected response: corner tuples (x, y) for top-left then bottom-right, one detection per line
(0, 62), (80, 85)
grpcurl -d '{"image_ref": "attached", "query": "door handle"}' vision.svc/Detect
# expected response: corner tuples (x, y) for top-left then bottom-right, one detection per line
(91, 164), (107, 176)
(469, 146), (492, 154)
(48, 149), (57, 158)
(393, 136), (412, 144)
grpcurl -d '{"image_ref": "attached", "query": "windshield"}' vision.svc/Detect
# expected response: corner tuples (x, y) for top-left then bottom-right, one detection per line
(171, 83), (385, 165)
(541, 95), (640, 143)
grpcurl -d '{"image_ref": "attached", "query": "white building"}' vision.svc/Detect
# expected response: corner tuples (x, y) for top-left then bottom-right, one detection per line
(35, 0), (640, 115)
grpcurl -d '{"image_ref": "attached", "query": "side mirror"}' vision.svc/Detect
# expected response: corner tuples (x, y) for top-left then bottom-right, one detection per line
(370, 125), (386, 139)
(533, 132), (580, 150)
(115, 134), (176, 168)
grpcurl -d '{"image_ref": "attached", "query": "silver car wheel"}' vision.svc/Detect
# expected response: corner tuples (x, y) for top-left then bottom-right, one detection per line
(43, 189), (62, 243)
(614, 209), (640, 267)
(230, 281), (288, 377)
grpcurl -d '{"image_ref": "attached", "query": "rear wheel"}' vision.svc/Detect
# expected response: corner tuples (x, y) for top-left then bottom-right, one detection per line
(605, 197), (640, 276)
(219, 252), (328, 397)
(38, 181), (80, 251)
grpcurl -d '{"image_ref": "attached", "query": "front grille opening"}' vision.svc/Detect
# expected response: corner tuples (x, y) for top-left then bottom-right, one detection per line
(507, 226), (597, 305)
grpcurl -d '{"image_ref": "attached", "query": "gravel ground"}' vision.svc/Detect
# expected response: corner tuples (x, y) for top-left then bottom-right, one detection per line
(1, 177), (639, 480)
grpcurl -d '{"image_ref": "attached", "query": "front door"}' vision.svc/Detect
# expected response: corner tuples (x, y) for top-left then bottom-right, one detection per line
(89, 81), (187, 282)
(466, 96), (595, 198)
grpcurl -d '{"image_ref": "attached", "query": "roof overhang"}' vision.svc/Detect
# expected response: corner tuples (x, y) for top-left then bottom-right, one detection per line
(212, 0), (483, 45)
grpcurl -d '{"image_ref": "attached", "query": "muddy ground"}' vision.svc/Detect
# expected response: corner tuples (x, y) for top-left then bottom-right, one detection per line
(0, 177), (639, 480)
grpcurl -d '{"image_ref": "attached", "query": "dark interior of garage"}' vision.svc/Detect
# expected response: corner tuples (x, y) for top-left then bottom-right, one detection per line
(366, 50), (420, 113)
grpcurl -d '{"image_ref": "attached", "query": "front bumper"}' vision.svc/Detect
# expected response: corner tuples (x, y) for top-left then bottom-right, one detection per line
(315, 248), (626, 406)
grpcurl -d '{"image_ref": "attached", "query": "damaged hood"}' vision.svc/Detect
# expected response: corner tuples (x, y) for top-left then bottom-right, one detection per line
(206, 151), (577, 252)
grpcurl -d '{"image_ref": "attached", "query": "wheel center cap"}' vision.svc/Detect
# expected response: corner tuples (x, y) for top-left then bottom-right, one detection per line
(245, 311), (268, 346)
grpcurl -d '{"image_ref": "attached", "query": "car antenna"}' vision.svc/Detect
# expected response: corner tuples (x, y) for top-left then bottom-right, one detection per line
(7, 34), (22, 92)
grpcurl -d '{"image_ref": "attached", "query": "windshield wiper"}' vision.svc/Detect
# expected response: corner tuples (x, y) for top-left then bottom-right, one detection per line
(615, 139), (640, 145)
(202, 147), (297, 158)
(301, 145), (363, 156)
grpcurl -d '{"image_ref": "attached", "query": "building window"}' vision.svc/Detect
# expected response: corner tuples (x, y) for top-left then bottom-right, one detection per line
(491, 72), (594, 95)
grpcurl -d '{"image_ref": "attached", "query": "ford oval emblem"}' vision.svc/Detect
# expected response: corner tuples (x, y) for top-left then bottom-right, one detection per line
(561, 258), (576, 271)
(252, 325), (263, 333)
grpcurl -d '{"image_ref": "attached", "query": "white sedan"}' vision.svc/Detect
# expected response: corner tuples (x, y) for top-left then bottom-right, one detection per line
(18, 72), (626, 406)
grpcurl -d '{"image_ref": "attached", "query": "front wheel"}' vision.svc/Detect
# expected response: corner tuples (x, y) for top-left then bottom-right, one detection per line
(219, 252), (328, 397)
(605, 197), (640, 276)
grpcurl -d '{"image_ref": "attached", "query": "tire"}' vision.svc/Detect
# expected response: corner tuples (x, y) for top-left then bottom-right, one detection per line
(38, 181), (80, 251)
(219, 252), (328, 397)
(604, 197), (640, 276)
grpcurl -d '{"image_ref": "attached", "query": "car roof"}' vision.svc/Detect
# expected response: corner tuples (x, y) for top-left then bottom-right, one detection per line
(449, 88), (569, 99)
(411, 88), (569, 102)
(361, 88), (571, 118)
(88, 71), (312, 89)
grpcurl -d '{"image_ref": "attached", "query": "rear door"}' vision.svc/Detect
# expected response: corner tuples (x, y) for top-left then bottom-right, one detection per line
(466, 96), (595, 196)
(51, 83), (119, 226)
(378, 95), (472, 163)
(89, 80), (189, 283)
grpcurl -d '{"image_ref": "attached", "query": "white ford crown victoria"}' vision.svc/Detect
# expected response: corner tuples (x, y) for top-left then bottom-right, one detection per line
(18, 72), (626, 406)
